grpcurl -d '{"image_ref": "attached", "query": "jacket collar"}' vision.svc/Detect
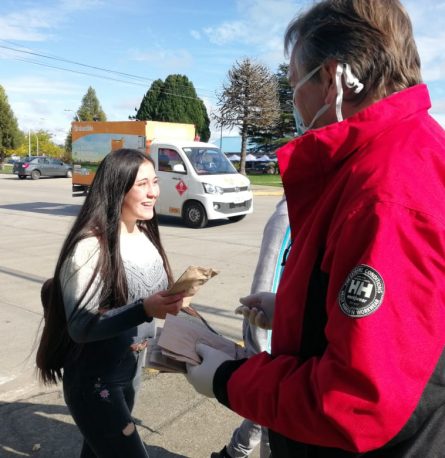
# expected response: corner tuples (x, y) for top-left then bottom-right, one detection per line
(277, 84), (431, 231)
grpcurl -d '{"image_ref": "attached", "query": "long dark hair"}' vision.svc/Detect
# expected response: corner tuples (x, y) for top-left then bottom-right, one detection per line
(36, 148), (173, 385)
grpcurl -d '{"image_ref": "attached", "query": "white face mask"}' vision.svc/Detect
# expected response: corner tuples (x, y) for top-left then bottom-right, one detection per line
(292, 63), (363, 135)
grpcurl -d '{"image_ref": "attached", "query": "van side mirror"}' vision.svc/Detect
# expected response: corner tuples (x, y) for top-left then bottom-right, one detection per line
(172, 163), (186, 173)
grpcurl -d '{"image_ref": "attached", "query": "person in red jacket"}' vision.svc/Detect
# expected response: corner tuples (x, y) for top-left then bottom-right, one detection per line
(185, 0), (445, 456)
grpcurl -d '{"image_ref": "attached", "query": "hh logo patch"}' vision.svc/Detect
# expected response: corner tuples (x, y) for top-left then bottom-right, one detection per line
(338, 265), (385, 317)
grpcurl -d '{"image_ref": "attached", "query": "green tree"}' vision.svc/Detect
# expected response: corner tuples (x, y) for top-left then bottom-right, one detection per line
(135, 79), (164, 121)
(65, 130), (72, 155)
(13, 130), (64, 158)
(77, 86), (107, 122)
(134, 75), (210, 141)
(214, 58), (280, 174)
(65, 86), (107, 154)
(248, 63), (295, 151)
(0, 85), (22, 161)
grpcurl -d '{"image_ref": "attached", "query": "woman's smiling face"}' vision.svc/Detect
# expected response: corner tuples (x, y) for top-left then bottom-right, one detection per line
(121, 160), (159, 225)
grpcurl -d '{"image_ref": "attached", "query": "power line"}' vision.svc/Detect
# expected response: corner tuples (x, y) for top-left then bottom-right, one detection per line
(0, 41), (217, 99)
(8, 54), (217, 102)
(11, 56), (150, 88)
(0, 42), (154, 83)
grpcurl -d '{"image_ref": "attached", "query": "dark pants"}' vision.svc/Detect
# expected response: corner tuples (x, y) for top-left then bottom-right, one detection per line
(63, 353), (148, 458)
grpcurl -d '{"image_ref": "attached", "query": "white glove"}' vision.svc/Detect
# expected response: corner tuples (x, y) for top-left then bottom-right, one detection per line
(185, 343), (234, 397)
(235, 292), (276, 330)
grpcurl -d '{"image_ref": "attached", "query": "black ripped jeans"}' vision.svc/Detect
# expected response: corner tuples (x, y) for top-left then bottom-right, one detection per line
(63, 350), (148, 458)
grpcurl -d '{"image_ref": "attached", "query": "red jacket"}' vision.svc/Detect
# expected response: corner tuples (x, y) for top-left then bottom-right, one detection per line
(214, 84), (445, 456)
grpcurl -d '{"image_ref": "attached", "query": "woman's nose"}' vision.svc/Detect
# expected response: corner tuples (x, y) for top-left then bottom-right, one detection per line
(146, 185), (158, 197)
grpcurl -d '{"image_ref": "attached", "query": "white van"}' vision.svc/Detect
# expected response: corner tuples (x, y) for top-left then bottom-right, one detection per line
(150, 140), (253, 228)
(71, 120), (253, 228)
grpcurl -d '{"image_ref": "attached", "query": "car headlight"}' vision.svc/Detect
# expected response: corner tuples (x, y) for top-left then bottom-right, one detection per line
(203, 183), (224, 194)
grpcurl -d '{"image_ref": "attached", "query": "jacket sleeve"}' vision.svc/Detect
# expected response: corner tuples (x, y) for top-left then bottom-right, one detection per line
(61, 237), (151, 343)
(214, 202), (445, 452)
(244, 195), (289, 355)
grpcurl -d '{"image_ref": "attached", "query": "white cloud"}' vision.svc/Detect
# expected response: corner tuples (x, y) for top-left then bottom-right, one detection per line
(190, 30), (201, 40)
(204, 21), (249, 45)
(0, 9), (54, 42)
(201, 0), (301, 68)
(128, 48), (194, 71)
(404, 2), (445, 82)
(0, 1), (104, 42)
(3, 76), (80, 96)
(3, 76), (84, 143)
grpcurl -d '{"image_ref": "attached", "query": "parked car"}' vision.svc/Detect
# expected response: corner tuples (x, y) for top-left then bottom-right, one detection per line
(245, 161), (271, 174)
(13, 156), (73, 180)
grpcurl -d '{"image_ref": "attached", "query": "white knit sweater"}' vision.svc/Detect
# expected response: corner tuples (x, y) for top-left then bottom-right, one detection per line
(60, 231), (168, 343)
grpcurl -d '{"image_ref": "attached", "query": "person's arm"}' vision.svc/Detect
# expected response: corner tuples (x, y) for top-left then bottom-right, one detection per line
(215, 203), (445, 452)
(249, 195), (289, 295)
(61, 238), (181, 343)
(244, 196), (289, 354)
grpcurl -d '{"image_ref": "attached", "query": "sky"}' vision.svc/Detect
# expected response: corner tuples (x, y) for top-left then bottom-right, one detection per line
(1, 0), (445, 146)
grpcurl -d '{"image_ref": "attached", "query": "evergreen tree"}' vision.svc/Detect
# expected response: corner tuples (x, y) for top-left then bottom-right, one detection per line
(134, 75), (210, 141)
(0, 85), (22, 161)
(248, 63), (295, 150)
(214, 58), (280, 174)
(77, 86), (107, 122)
(134, 79), (164, 121)
(275, 63), (295, 139)
(65, 86), (107, 154)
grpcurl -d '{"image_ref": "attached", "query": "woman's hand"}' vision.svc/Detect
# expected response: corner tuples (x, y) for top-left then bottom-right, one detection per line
(143, 290), (185, 319)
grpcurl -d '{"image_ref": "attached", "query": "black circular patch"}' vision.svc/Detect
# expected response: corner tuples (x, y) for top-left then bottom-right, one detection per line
(338, 265), (385, 318)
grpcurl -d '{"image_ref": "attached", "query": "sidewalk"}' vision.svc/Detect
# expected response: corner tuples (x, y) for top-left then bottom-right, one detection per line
(0, 176), (273, 458)
(0, 370), (258, 458)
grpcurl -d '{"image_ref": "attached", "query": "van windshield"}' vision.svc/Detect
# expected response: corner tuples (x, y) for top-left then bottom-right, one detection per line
(183, 147), (237, 175)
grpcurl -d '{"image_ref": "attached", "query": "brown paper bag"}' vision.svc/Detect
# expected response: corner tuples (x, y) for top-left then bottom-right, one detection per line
(168, 266), (219, 307)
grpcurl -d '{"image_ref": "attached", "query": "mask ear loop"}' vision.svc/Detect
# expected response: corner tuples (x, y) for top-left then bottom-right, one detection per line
(343, 63), (364, 93)
(335, 63), (364, 122)
(335, 64), (345, 121)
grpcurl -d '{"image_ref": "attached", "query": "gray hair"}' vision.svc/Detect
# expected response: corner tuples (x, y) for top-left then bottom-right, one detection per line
(285, 0), (422, 102)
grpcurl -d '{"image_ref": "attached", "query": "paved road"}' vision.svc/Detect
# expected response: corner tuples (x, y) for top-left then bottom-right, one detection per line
(0, 174), (282, 457)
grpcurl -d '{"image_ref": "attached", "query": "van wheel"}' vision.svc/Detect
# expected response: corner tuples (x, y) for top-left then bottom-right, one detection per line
(228, 215), (246, 223)
(31, 170), (41, 180)
(183, 202), (208, 228)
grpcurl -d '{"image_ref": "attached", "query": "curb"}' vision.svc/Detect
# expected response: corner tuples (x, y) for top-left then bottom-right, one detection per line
(253, 190), (283, 196)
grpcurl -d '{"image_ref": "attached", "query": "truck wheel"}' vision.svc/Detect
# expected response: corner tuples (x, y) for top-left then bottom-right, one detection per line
(18, 175), (26, 180)
(228, 215), (246, 223)
(31, 170), (41, 180)
(66, 169), (73, 178)
(183, 201), (208, 228)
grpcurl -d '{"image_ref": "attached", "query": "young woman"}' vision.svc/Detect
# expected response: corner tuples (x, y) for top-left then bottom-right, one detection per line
(36, 148), (184, 457)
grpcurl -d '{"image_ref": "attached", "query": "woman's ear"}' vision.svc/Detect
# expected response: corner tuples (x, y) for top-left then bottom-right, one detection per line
(321, 60), (339, 105)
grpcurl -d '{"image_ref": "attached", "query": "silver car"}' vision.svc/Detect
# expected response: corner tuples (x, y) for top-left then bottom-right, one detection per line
(13, 156), (73, 180)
